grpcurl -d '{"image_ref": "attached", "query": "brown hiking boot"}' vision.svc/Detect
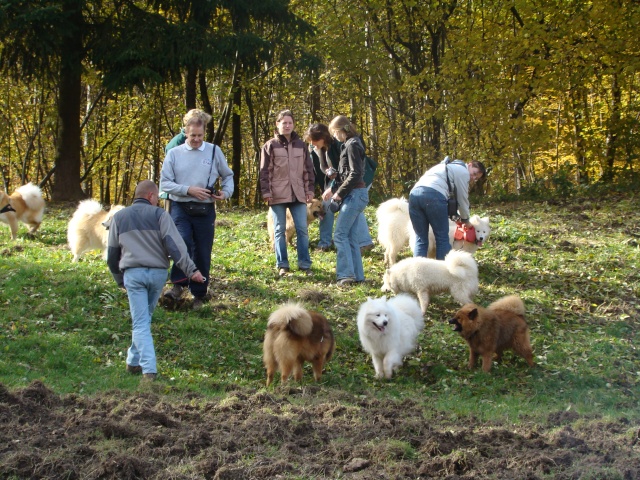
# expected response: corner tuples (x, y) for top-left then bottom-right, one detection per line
(142, 373), (157, 381)
(163, 284), (184, 301)
(192, 297), (205, 311)
(126, 364), (142, 375)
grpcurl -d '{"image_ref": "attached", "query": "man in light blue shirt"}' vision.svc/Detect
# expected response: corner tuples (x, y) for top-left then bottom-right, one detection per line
(160, 109), (234, 310)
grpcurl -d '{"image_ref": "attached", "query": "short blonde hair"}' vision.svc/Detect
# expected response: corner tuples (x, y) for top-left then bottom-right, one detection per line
(328, 115), (358, 142)
(183, 109), (213, 130)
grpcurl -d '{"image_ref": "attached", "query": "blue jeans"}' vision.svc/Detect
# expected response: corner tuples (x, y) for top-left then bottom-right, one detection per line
(318, 200), (335, 248)
(170, 202), (215, 298)
(270, 202), (311, 270)
(408, 186), (451, 259)
(334, 188), (369, 281)
(124, 267), (167, 374)
(318, 201), (372, 248)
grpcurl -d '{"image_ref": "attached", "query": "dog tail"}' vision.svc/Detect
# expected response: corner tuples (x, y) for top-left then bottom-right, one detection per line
(267, 303), (313, 337)
(15, 183), (45, 211)
(444, 250), (478, 278)
(73, 199), (104, 218)
(376, 197), (408, 220)
(487, 295), (525, 316)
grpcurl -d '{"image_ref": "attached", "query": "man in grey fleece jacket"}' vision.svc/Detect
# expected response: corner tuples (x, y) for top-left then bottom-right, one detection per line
(107, 180), (204, 380)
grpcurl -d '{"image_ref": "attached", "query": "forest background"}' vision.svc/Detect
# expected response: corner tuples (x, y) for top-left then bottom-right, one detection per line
(0, 0), (639, 205)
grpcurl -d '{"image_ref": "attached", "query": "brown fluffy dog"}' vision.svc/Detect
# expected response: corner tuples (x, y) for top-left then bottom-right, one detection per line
(0, 183), (46, 240)
(263, 303), (335, 387)
(67, 199), (125, 261)
(449, 295), (534, 372)
(266, 198), (324, 249)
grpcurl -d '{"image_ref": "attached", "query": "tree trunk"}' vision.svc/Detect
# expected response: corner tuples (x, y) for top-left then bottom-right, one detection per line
(603, 71), (620, 181)
(231, 82), (242, 201)
(51, 33), (85, 201)
(185, 66), (197, 110)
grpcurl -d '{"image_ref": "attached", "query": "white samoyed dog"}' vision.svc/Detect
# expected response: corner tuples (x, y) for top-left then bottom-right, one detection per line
(376, 197), (490, 262)
(357, 294), (424, 379)
(381, 250), (478, 314)
(376, 198), (412, 266)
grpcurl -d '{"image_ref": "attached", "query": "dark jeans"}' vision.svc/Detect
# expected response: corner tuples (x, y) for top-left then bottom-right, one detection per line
(170, 201), (215, 298)
(408, 186), (451, 259)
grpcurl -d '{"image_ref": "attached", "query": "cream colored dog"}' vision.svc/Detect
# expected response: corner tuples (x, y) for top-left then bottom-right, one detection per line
(0, 183), (46, 239)
(267, 198), (324, 249)
(376, 197), (412, 266)
(67, 199), (124, 261)
(381, 250), (479, 314)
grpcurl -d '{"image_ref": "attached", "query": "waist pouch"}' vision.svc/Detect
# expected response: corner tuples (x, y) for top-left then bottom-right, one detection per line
(180, 201), (213, 217)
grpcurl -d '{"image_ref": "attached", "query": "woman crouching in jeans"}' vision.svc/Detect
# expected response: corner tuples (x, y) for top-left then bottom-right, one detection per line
(323, 116), (369, 286)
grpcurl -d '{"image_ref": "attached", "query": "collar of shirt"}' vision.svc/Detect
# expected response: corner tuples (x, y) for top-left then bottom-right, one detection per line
(185, 142), (206, 152)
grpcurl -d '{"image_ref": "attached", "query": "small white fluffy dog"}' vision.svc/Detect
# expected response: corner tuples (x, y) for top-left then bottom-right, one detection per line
(376, 197), (490, 263)
(381, 250), (478, 314)
(0, 183), (46, 239)
(67, 199), (125, 261)
(357, 294), (424, 379)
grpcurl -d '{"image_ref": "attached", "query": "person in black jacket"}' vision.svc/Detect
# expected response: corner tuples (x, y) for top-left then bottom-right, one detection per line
(323, 116), (369, 286)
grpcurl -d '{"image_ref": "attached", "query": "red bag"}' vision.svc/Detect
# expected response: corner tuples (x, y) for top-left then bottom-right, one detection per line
(454, 224), (476, 243)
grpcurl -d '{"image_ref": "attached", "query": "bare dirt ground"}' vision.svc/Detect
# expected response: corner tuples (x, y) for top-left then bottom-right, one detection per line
(1, 381), (639, 479)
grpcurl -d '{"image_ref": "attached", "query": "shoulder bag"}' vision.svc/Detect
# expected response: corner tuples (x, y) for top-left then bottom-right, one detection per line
(444, 158), (459, 220)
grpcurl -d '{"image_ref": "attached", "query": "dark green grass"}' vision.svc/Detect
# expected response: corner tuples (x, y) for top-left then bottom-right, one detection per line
(0, 195), (638, 422)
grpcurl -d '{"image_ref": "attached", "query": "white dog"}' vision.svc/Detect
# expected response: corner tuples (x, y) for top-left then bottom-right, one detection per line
(381, 250), (478, 314)
(67, 199), (125, 261)
(377, 197), (490, 263)
(376, 197), (412, 266)
(357, 294), (424, 379)
(0, 183), (46, 239)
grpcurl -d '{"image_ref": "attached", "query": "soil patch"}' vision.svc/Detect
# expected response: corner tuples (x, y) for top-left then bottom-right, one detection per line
(1, 381), (639, 479)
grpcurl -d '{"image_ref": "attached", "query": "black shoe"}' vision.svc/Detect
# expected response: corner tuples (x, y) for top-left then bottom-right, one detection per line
(278, 268), (290, 277)
(300, 269), (313, 277)
(337, 277), (356, 286)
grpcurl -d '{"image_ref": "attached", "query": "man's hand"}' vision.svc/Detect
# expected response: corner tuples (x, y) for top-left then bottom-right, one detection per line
(191, 271), (205, 283)
(187, 186), (213, 201)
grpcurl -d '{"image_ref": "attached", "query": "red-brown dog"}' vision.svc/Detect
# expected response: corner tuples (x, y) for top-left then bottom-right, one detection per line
(449, 295), (534, 372)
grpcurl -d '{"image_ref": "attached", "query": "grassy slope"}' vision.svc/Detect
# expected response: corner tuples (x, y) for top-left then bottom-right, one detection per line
(0, 195), (638, 423)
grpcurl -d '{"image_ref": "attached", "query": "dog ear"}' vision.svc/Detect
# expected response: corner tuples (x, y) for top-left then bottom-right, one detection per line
(468, 308), (478, 320)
